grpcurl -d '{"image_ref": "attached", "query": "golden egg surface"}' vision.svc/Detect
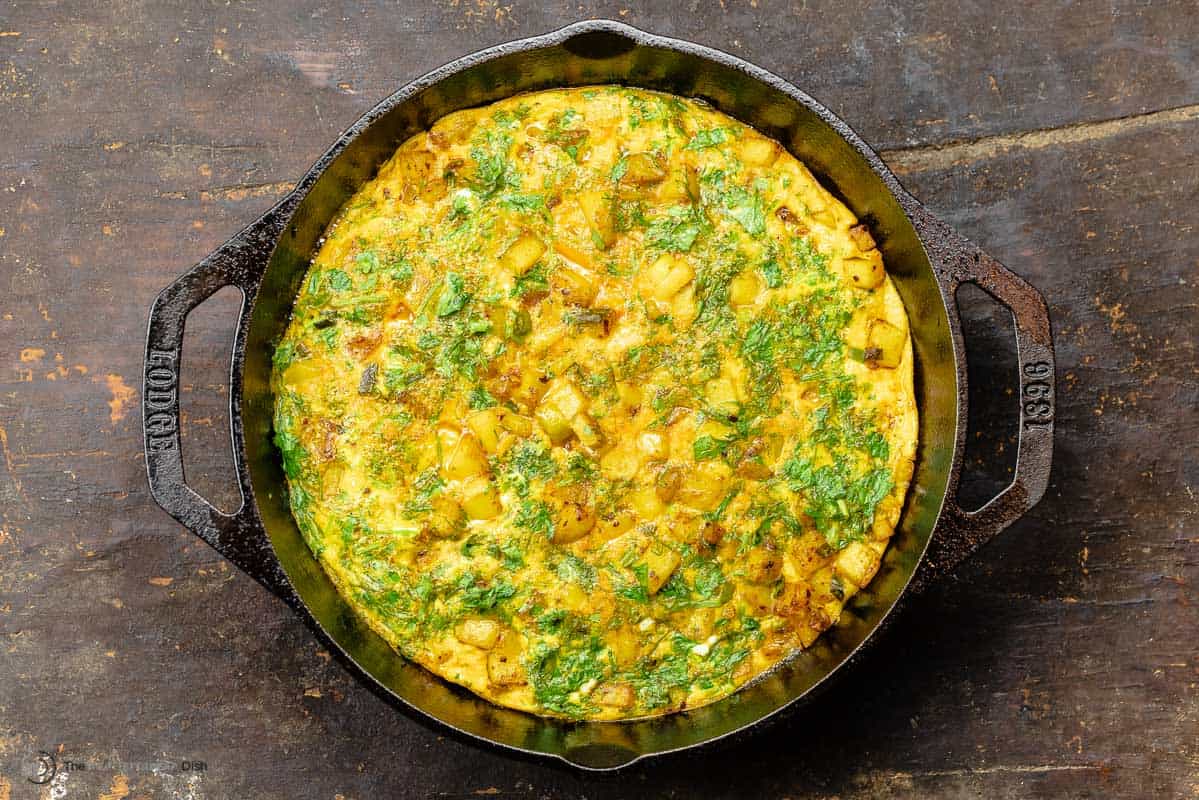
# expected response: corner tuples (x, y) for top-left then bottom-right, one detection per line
(272, 87), (917, 720)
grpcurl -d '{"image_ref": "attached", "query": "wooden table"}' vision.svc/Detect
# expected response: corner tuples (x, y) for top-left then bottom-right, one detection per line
(1, 2), (1195, 798)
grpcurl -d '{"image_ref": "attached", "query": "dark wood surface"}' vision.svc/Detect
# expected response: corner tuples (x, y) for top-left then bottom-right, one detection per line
(1, 2), (1196, 798)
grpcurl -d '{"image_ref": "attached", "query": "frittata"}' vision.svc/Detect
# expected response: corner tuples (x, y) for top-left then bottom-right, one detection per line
(271, 87), (917, 720)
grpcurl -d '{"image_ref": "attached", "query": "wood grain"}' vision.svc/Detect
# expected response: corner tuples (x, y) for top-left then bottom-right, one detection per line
(0, 2), (1195, 798)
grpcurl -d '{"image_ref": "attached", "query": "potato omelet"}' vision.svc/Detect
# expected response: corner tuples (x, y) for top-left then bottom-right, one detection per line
(271, 87), (917, 720)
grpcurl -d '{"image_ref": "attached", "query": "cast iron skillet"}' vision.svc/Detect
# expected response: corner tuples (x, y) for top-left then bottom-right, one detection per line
(142, 20), (1055, 770)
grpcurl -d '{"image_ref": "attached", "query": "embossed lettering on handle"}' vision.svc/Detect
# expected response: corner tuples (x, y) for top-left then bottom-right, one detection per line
(1021, 360), (1053, 427)
(145, 349), (180, 451)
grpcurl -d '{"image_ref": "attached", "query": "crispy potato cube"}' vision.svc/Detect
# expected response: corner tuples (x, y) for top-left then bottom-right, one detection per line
(728, 271), (761, 307)
(535, 402), (574, 445)
(640, 543), (681, 594)
(743, 545), (784, 584)
(866, 318), (906, 368)
(654, 464), (683, 503)
(639, 253), (695, 302)
(706, 377), (741, 418)
(629, 485), (665, 519)
(460, 476), (502, 520)
(281, 358), (328, 391)
(578, 190), (616, 249)
(500, 411), (534, 437)
(834, 540), (881, 588)
(671, 284), (698, 329)
(849, 223), (877, 252)
(500, 233), (546, 275)
(595, 507), (637, 543)
(552, 264), (598, 306)
(737, 137), (780, 166)
(600, 443), (640, 481)
(397, 149), (445, 203)
(677, 462), (730, 511)
(553, 239), (595, 272)
(736, 436), (782, 479)
(438, 425), (488, 479)
(571, 413), (604, 449)
(638, 431), (669, 460)
(773, 580), (811, 619)
(594, 682), (636, 710)
(844, 250), (885, 290)
(550, 496), (597, 544)
(616, 380), (642, 409)
(486, 631), (526, 687)
(542, 378), (587, 421)
(466, 408), (504, 454)
(621, 152), (667, 185)
(455, 617), (500, 650)
(737, 582), (776, 615)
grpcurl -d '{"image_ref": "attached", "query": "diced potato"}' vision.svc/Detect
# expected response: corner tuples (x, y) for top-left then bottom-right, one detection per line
(281, 358), (329, 391)
(834, 540), (881, 588)
(438, 425), (488, 479)
(728, 271), (760, 307)
(425, 494), (467, 539)
(629, 485), (665, 519)
(656, 172), (690, 203)
(671, 284), (698, 329)
(640, 543), (680, 594)
(639, 253), (695, 302)
(600, 443), (640, 481)
(554, 240), (595, 272)
(849, 223), (877, 252)
(616, 380), (643, 409)
(535, 402), (574, 445)
(499, 233), (546, 275)
(685, 165), (702, 204)
(486, 631), (526, 687)
(552, 264), (598, 306)
(677, 462), (730, 511)
(737, 582), (776, 615)
(542, 378), (587, 420)
(606, 626), (641, 665)
(500, 412), (534, 437)
(743, 545), (784, 584)
(844, 250), (885, 290)
(578, 190), (616, 249)
(460, 476), (502, 520)
(571, 413), (604, 449)
(594, 682), (636, 710)
(866, 318), (905, 368)
(773, 580), (811, 619)
(396, 149), (445, 203)
(737, 137), (779, 167)
(621, 153), (667, 185)
(550, 496), (597, 543)
(699, 519), (725, 548)
(638, 431), (669, 460)
(455, 617), (500, 650)
(736, 436), (783, 479)
(706, 377), (741, 418)
(466, 408), (504, 454)
(654, 464), (683, 503)
(594, 507), (637, 542)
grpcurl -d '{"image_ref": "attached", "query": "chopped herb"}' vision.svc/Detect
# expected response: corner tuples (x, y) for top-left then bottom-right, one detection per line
(436, 273), (470, 317)
(686, 127), (730, 150)
(325, 269), (352, 292)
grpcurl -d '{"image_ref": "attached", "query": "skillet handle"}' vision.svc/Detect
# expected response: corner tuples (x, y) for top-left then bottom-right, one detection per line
(909, 206), (1055, 588)
(143, 201), (300, 607)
